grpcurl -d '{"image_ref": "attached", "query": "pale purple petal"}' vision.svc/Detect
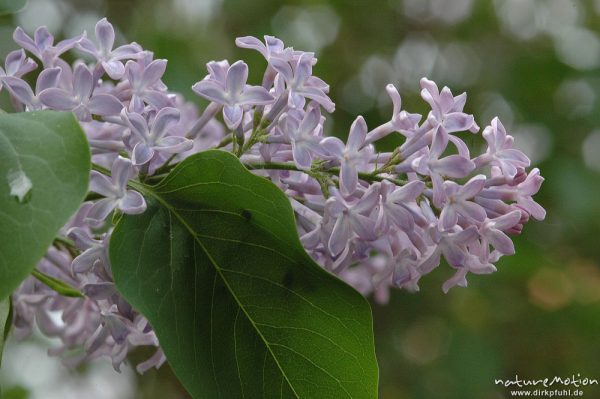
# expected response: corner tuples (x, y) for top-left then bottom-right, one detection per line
(82, 283), (117, 300)
(434, 155), (475, 178)
(132, 142), (155, 165)
(122, 110), (149, 141)
(90, 170), (117, 197)
(292, 143), (312, 169)
(223, 105), (243, 129)
(320, 136), (344, 158)
(102, 60), (125, 79)
(95, 18), (115, 54)
(451, 226), (479, 245)
(13, 27), (39, 58)
(350, 214), (376, 241)
(86, 198), (117, 225)
(455, 201), (487, 222)
(430, 129), (448, 159)
(226, 61), (248, 95)
(238, 85), (274, 105)
(67, 227), (97, 250)
(155, 136), (194, 153)
(118, 190), (146, 214)
(295, 53), (313, 83)
(517, 198), (546, 221)
(72, 247), (104, 273)
(206, 60), (229, 84)
(493, 210), (522, 231)
(1, 77), (34, 106)
(192, 80), (228, 104)
(297, 86), (335, 113)
(235, 36), (268, 58)
(458, 175), (486, 199)
(442, 243), (466, 267)
(111, 43), (143, 60)
(487, 229), (515, 255)
(442, 269), (468, 293)
(347, 116), (367, 151)
(439, 206), (458, 230)
(111, 156), (133, 194)
(352, 184), (381, 214)
(76, 38), (97, 57)
(38, 88), (78, 109)
(143, 90), (171, 110)
(88, 94), (123, 116)
(141, 59), (167, 87)
(151, 107), (180, 139)
(328, 216), (351, 256)
(269, 56), (293, 82)
(36, 67), (61, 92)
(340, 161), (358, 195)
(438, 87), (455, 114)
(136, 349), (166, 374)
(442, 112), (474, 133)
(388, 181), (425, 203)
(73, 64), (93, 101)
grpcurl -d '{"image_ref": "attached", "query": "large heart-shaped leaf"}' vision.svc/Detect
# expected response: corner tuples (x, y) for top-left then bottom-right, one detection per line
(0, 111), (90, 298)
(110, 150), (379, 398)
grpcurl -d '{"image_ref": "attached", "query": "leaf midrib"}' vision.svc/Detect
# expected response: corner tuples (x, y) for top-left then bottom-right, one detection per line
(137, 183), (301, 399)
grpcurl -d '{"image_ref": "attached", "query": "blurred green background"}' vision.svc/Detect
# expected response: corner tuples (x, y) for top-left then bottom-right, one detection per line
(1, 0), (600, 398)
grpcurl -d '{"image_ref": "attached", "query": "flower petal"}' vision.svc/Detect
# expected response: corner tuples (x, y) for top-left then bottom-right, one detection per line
(238, 85), (274, 105)
(118, 190), (146, 214)
(86, 197), (117, 226)
(226, 61), (248, 96)
(132, 142), (155, 165)
(192, 80), (228, 104)
(95, 18), (115, 54)
(88, 94), (123, 116)
(151, 107), (180, 139)
(38, 88), (78, 110)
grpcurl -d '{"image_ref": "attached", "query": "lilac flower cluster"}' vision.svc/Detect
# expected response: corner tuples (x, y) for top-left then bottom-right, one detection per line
(1, 19), (544, 371)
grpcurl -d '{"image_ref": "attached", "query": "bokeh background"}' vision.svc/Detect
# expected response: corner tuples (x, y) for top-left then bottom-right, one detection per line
(1, 0), (600, 398)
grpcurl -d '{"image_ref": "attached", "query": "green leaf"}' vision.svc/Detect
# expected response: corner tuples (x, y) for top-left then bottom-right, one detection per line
(110, 150), (379, 399)
(30, 269), (83, 298)
(0, 297), (11, 367)
(0, 0), (25, 15)
(0, 111), (90, 299)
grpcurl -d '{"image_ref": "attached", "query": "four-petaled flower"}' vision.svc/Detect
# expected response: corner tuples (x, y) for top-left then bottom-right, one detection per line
(0, 49), (37, 91)
(86, 156), (147, 226)
(192, 60), (274, 129)
(270, 52), (335, 113)
(439, 175), (487, 230)
(284, 106), (325, 169)
(474, 117), (531, 179)
(13, 26), (83, 67)
(412, 130), (475, 207)
(67, 227), (110, 274)
(121, 107), (193, 165)
(326, 184), (380, 256)
(39, 63), (123, 121)
(1, 67), (61, 111)
(77, 18), (143, 79)
(125, 57), (171, 112)
(321, 116), (374, 196)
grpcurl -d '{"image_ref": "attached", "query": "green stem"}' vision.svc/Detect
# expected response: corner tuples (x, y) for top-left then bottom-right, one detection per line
(153, 154), (178, 176)
(53, 236), (79, 258)
(92, 163), (110, 175)
(244, 162), (408, 186)
(31, 270), (84, 298)
(217, 135), (233, 149)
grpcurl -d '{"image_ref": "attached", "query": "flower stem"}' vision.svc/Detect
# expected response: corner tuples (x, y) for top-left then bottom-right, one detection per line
(243, 161), (408, 186)
(31, 270), (84, 298)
